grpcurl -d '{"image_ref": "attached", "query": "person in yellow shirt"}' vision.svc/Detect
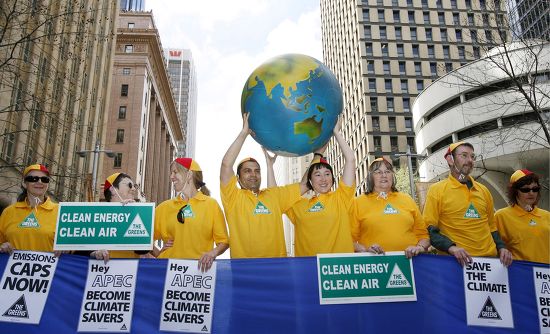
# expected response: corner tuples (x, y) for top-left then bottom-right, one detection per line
(495, 169), (549, 264)
(285, 117), (356, 256)
(220, 113), (309, 258)
(352, 158), (429, 258)
(85, 173), (147, 262)
(155, 158), (229, 271)
(423, 142), (512, 266)
(0, 164), (58, 253)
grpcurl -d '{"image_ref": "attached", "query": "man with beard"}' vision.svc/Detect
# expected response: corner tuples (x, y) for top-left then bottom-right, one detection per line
(423, 142), (513, 267)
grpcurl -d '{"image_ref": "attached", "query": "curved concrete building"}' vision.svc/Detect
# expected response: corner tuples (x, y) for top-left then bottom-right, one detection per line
(413, 40), (549, 209)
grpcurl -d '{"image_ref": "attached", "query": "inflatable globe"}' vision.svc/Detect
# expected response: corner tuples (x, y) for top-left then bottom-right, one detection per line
(241, 54), (343, 156)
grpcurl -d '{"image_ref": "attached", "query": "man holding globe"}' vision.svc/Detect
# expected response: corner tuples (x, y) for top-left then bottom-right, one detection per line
(220, 113), (309, 258)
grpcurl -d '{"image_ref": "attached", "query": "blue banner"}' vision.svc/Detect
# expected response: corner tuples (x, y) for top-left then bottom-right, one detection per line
(0, 254), (545, 333)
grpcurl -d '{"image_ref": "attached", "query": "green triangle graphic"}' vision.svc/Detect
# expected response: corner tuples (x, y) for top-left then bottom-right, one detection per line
(463, 203), (480, 218)
(528, 219), (537, 226)
(308, 201), (324, 212)
(182, 204), (194, 218)
(253, 201), (271, 215)
(383, 203), (399, 214)
(18, 212), (40, 228)
(124, 214), (150, 237)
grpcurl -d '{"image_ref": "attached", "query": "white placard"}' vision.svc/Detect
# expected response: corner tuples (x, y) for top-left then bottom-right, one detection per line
(160, 259), (217, 333)
(533, 267), (550, 334)
(78, 260), (138, 332)
(463, 257), (514, 328)
(0, 251), (58, 324)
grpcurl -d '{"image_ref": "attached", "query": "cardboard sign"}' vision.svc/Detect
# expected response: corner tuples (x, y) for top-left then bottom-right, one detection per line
(0, 251), (58, 324)
(317, 252), (416, 304)
(55, 202), (154, 250)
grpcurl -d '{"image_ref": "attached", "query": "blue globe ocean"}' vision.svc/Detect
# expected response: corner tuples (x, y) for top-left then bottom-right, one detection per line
(241, 54), (343, 156)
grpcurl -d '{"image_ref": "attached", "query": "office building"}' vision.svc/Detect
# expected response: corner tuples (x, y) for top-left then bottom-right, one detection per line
(320, 0), (510, 192)
(164, 48), (198, 157)
(103, 11), (183, 203)
(121, 0), (145, 12)
(506, 0), (550, 40)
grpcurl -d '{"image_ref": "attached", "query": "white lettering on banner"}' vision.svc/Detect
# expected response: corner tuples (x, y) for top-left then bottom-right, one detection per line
(58, 227), (96, 238)
(93, 213), (131, 223)
(60, 212), (92, 223)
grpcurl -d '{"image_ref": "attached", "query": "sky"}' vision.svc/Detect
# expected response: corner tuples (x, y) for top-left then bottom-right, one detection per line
(145, 0), (322, 201)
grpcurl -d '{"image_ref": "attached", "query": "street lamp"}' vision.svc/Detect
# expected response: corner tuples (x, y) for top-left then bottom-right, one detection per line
(394, 146), (426, 203)
(77, 140), (116, 200)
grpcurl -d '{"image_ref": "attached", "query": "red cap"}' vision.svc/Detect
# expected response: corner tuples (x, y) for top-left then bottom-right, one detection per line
(174, 158), (202, 171)
(23, 164), (49, 176)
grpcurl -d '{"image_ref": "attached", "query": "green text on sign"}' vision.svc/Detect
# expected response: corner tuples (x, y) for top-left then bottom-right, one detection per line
(54, 202), (155, 251)
(317, 252), (417, 304)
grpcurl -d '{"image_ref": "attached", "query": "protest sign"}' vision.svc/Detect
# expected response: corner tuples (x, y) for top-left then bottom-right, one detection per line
(160, 259), (217, 333)
(0, 251), (58, 324)
(533, 267), (550, 334)
(317, 252), (416, 304)
(55, 202), (154, 250)
(77, 260), (138, 332)
(463, 257), (513, 328)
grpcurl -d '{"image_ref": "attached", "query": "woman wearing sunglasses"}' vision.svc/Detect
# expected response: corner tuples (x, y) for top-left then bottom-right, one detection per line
(87, 173), (145, 262)
(0, 164), (58, 253)
(495, 169), (549, 264)
(352, 158), (430, 258)
(154, 158), (229, 272)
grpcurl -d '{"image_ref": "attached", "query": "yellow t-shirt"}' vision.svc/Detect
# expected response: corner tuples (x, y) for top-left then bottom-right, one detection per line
(154, 192), (229, 259)
(286, 180), (355, 256)
(423, 175), (497, 257)
(109, 250), (141, 259)
(221, 175), (301, 258)
(352, 191), (428, 251)
(0, 198), (58, 252)
(495, 205), (550, 264)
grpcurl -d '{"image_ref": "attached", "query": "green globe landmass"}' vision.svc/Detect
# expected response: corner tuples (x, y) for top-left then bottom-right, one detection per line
(294, 116), (323, 143)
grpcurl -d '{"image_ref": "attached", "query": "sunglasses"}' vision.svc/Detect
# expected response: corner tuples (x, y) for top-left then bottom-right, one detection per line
(518, 187), (540, 193)
(24, 176), (50, 183)
(177, 205), (188, 224)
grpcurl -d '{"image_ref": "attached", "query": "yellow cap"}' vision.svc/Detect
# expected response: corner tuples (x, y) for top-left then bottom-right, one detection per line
(174, 158), (202, 171)
(510, 169), (533, 184)
(104, 173), (121, 190)
(23, 164), (49, 176)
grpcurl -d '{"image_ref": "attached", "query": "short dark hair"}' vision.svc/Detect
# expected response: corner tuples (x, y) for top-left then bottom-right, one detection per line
(507, 173), (540, 206)
(451, 142), (475, 158)
(236, 158), (259, 176)
(104, 173), (131, 202)
(306, 162), (334, 190)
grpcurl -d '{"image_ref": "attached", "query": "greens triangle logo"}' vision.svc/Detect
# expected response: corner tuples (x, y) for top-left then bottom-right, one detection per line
(383, 204), (399, 214)
(19, 212), (40, 228)
(386, 264), (411, 288)
(308, 201), (324, 212)
(478, 296), (501, 320)
(464, 203), (480, 218)
(528, 219), (537, 226)
(181, 205), (195, 218)
(253, 201), (271, 215)
(120, 324), (127, 331)
(3, 295), (29, 318)
(124, 214), (150, 237)
(201, 325), (208, 332)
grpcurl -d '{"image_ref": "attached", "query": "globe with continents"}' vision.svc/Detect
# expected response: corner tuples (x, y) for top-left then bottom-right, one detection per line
(241, 54), (343, 156)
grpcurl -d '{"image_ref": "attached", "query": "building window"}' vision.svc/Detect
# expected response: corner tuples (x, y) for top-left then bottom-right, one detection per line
(366, 43), (373, 56)
(385, 79), (392, 92)
(389, 117), (396, 131)
(482, 13), (489, 27)
(370, 97), (378, 112)
(124, 44), (133, 53)
(122, 68), (131, 75)
(397, 44), (404, 56)
(450, 0), (457, 9)
(470, 30), (478, 43)
(414, 62), (422, 75)
(378, 9), (385, 22)
(121, 84), (128, 96)
(365, 26), (371, 38)
(118, 106), (127, 119)
(116, 129), (125, 143)
(363, 9), (370, 22)
(412, 44), (419, 57)
(128, 22), (135, 28)
(485, 30), (493, 43)
(395, 27), (402, 39)
(401, 79), (408, 93)
(473, 46), (480, 58)
(114, 153), (123, 168)
(438, 12), (445, 24)
(421, 0), (428, 8)
(443, 45), (450, 58)
(367, 61), (374, 74)
(445, 62), (453, 72)
(393, 10), (400, 22)
(390, 136), (398, 151)
(426, 28), (432, 41)
(456, 30), (462, 42)
(387, 98), (394, 112)
(458, 46), (465, 59)
(441, 29), (448, 41)
(405, 118), (413, 131)
(383, 61), (390, 74)
(465, 0), (471, 8)
(410, 27), (417, 39)
(417, 80), (424, 91)
(399, 61), (406, 74)
(423, 11), (430, 23)
(408, 11), (415, 23)
(372, 116), (380, 131)
(382, 43), (389, 56)
(468, 13), (474, 26)
(430, 62), (437, 75)
(407, 137), (416, 152)
(380, 27), (387, 39)
(374, 136), (382, 151)
(403, 98), (410, 112)
(479, 0), (486, 10)
(453, 13), (459, 25)
(369, 78), (376, 91)
(428, 45), (435, 57)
